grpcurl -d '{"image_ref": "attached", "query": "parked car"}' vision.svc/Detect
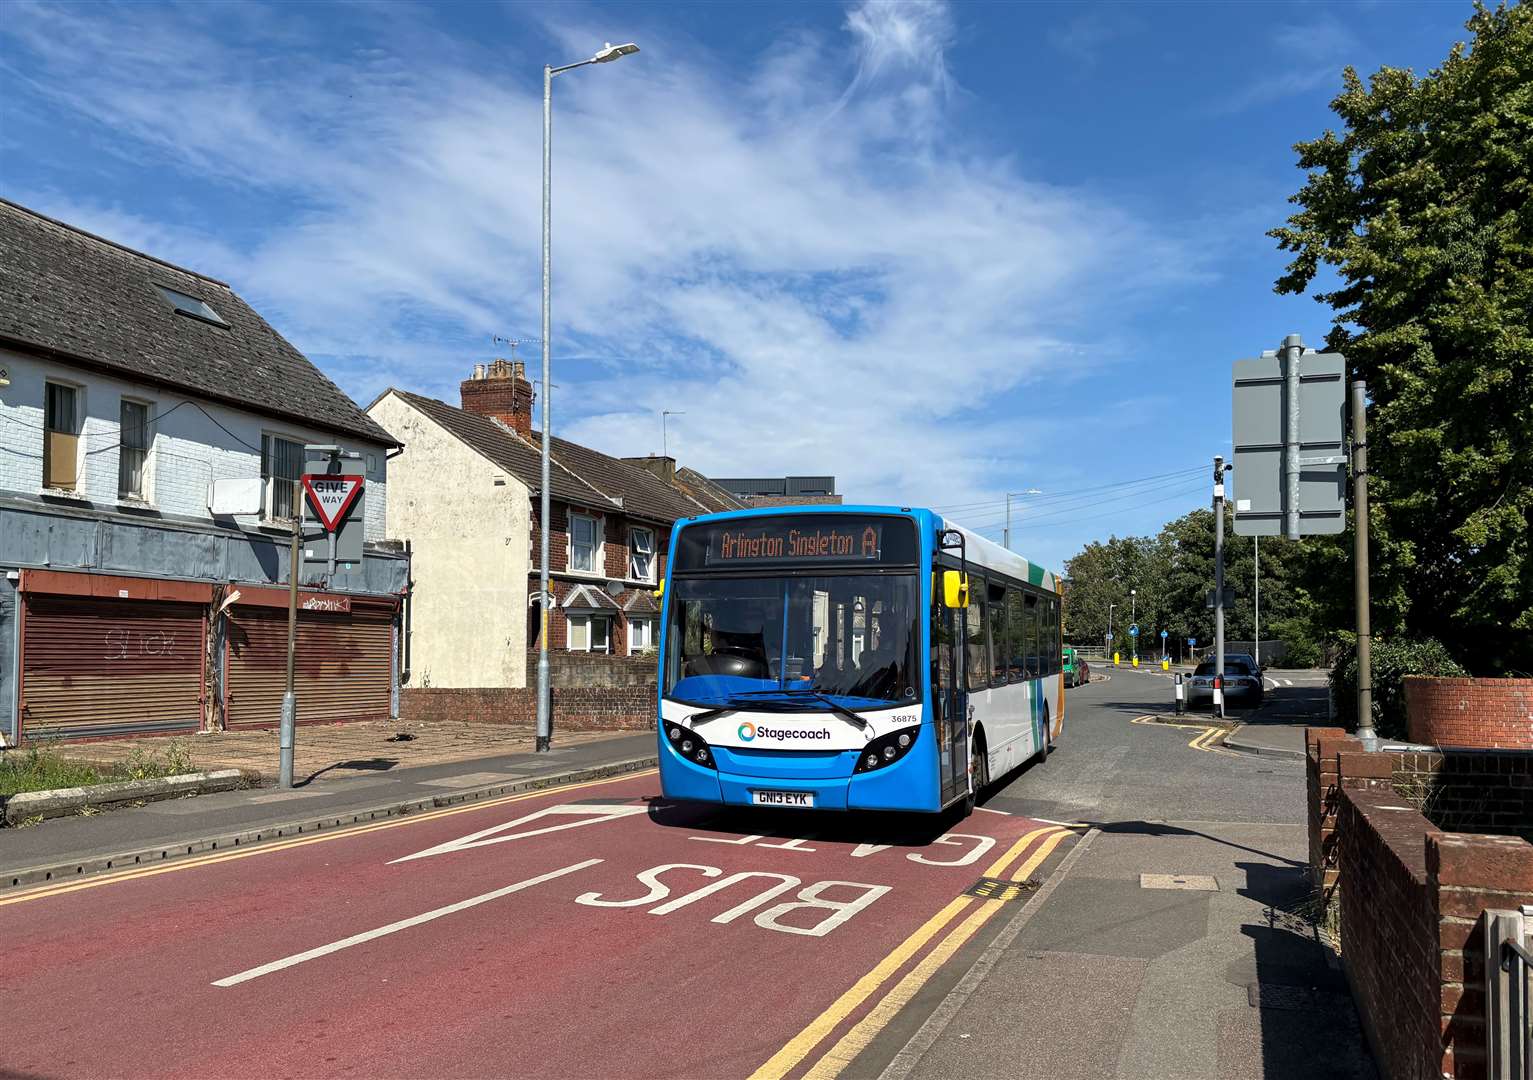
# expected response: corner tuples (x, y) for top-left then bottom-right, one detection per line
(1063, 647), (1091, 688)
(1186, 657), (1264, 708)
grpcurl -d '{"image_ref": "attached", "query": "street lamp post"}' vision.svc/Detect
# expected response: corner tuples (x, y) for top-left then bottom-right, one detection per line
(537, 41), (640, 753)
(1002, 489), (1043, 551)
(1107, 602), (1115, 656)
(1130, 588), (1137, 662)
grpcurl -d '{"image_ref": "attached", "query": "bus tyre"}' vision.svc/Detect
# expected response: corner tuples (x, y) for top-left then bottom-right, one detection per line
(963, 739), (988, 817)
(1038, 704), (1051, 762)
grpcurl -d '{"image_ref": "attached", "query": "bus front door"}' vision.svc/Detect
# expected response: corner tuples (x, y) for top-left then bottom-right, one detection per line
(935, 602), (969, 806)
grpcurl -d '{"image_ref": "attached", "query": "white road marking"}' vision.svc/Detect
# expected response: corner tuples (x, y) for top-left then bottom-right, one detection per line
(974, 807), (1010, 816)
(391, 802), (647, 863)
(212, 859), (602, 987)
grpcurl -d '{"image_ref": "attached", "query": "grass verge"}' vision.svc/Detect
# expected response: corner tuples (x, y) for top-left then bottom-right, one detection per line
(0, 741), (196, 799)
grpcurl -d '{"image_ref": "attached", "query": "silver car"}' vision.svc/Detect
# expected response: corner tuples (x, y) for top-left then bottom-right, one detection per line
(1186, 658), (1264, 708)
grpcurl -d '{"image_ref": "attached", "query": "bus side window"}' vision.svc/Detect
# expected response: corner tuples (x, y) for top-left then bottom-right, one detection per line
(1051, 597), (1062, 675)
(988, 582), (1008, 686)
(1006, 588), (1026, 682)
(1024, 593), (1040, 679)
(965, 576), (989, 691)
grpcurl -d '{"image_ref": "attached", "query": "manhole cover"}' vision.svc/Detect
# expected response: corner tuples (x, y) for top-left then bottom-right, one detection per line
(1140, 873), (1218, 891)
(965, 876), (1037, 902)
(1248, 984), (1351, 1012)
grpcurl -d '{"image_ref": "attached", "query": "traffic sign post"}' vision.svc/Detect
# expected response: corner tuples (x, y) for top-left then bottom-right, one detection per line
(302, 473), (364, 578)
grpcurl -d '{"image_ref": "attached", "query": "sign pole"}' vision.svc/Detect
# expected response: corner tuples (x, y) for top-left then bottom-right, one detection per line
(1352, 378), (1376, 742)
(281, 479), (300, 789)
(1213, 455), (1227, 720)
(1282, 333), (1303, 540)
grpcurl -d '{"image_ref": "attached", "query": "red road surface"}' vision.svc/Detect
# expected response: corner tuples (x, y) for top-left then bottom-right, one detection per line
(1, 772), (1074, 1079)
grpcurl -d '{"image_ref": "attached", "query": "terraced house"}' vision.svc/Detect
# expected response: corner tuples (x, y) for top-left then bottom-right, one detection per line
(369, 360), (742, 694)
(0, 199), (408, 746)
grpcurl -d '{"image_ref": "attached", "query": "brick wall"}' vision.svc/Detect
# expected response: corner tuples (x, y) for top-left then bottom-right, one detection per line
(531, 501), (668, 658)
(1336, 787), (1446, 1080)
(399, 686), (654, 731)
(1308, 729), (1533, 1079)
(1406, 677), (1533, 750)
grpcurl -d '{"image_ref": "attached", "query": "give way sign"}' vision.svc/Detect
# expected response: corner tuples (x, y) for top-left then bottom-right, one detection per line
(302, 474), (364, 531)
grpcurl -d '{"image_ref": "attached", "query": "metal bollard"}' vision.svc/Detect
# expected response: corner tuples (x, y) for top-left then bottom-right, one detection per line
(1174, 672), (1185, 715)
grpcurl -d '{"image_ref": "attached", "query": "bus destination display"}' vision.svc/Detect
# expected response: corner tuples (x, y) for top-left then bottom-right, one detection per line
(677, 515), (917, 570)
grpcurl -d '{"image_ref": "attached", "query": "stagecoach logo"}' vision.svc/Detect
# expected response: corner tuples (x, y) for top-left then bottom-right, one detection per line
(736, 721), (832, 743)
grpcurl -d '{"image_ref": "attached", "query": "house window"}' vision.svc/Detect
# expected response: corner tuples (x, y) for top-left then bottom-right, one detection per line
(568, 614), (611, 654)
(628, 617), (653, 655)
(43, 382), (80, 491)
(629, 527), (655, 582)
(261, 433), (304, 519)
(118, 400), (150, 499)
(154, 284), (229, 328)
(570, 513), (598, 573)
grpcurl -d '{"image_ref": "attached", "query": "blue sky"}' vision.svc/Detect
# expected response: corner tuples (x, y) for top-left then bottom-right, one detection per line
(0, 0), (1476, 571)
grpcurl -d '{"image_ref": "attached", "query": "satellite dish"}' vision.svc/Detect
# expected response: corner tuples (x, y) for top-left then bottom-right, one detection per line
(606, 580), (627, 598)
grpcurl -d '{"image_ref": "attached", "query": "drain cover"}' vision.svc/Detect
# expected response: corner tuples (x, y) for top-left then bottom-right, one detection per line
(1140, 873), (1218, 891)
(965, 876), (1037, 902)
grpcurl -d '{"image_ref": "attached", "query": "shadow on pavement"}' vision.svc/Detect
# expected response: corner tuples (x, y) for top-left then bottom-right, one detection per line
(1077, 819), (1307, 869)
(298, 756), (399, 786)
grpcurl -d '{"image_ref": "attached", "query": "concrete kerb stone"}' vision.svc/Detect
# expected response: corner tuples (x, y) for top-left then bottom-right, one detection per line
(2, 754), (659, 891)
(1223, 726), (1309, 760)
(2, 769), (246, 826)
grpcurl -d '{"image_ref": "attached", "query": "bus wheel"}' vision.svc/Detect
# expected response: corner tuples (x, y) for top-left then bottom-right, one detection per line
(963, 737), (989, 817)
(1037, 704), (1051, 762)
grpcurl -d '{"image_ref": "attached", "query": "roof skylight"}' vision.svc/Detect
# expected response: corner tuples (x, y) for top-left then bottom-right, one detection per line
(155, 284), (229, 328)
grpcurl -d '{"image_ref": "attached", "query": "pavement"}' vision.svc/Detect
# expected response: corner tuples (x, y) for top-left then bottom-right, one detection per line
(55, 716), (634, 782)
(0, 670), (1370, 1079)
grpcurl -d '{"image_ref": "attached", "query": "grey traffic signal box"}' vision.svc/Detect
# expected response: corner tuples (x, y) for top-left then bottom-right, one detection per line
(1232, 346), (1347, 537)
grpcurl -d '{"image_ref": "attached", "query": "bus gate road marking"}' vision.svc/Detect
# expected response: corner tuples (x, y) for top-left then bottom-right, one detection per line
(211, 859), (604, 987)
(0, 769), (655, 909)
(389, 801), (651, 863)
(747, 825), (1068, 1080)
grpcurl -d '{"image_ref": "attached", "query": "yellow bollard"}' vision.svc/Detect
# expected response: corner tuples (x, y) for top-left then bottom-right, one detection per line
(1133, 656), (1139, 668)
(1162, 658), (1170, 671)
(1113, 652), (1120, 666)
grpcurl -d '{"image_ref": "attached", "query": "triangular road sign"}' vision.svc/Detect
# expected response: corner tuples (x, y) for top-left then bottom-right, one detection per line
(302, 474), (364, 531)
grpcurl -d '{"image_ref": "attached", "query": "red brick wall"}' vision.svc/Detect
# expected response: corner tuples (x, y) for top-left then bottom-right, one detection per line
(1313, 738), (1533, 1079)
(1406, 677), (1533, 750)
(400, 686), (654, 731)
(1336, 786), (1446, 1080)
(530, 502), (669, 657)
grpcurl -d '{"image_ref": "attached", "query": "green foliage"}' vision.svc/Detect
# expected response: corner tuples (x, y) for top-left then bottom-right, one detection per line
(1329, 636), (1469, 739)
(1270, 3), (1533, 675)
(0, 747), (103, 797)
(1270, 616), (1324, 668)
(119, 740), (194, 781)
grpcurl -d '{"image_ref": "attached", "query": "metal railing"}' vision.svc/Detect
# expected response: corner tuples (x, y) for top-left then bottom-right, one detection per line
(1487, 907), (1533, 1080)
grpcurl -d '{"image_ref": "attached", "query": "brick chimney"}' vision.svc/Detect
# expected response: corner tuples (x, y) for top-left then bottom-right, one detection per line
(460, 359), (534, 437)
(624, 455), (677, 485)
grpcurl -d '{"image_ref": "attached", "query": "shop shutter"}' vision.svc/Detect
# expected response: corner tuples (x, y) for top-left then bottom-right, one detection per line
(225, 606), (394, 728)
(21, 597), (205, 740)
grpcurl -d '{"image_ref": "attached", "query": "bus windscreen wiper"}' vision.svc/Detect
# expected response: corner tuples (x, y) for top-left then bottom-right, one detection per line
(731, 689), (868, 730)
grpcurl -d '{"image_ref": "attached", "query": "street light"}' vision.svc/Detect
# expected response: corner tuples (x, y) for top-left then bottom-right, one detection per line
(1107, 602), (1115, 655)
(1130, 588), (1137, 660)
(1002, 489), (1043, 551)
(537, 40), (641, 753)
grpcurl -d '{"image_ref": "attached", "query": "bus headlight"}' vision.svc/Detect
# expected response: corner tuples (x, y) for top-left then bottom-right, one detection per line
(854, 726), (922, 774)
(663, 721), (715, 770)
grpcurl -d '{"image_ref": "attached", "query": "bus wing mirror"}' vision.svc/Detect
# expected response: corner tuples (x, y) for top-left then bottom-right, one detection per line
(653, 577), (665, 600)
(942, 571), (968, 609)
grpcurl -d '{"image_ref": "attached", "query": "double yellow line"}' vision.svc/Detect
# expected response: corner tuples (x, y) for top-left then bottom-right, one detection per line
(0, 769), (656, 909)
(750, 823), (1076, 1080)
(1130, 714), (1240, 757)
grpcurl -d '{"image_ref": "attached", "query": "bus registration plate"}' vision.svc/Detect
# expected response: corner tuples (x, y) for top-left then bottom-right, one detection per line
(752, 790), (815, 808)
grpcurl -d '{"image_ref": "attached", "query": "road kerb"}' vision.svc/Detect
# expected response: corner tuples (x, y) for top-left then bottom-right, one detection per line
(875, 827), (1100, 1080)
(1220, 726), (1308, 760)
(1, 754), (658, 892)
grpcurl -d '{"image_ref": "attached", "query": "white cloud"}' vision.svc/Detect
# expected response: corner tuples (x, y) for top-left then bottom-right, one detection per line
(1, 0), (1199, 531)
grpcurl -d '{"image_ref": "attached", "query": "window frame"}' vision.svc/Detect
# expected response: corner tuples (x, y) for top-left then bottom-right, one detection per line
(628, 616), (653, 655)
(42, 380), (82, 492)
(569, 613), (611, 654)
(569, 512), (600, 575)
(629, 526), (656, 583)
(261, 432), (306, 521)
(965, 574), (991, 692)
(117, 398), (153, 501)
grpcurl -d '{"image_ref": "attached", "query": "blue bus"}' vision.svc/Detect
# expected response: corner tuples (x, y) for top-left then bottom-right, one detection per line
(656, 507), (1064, 816)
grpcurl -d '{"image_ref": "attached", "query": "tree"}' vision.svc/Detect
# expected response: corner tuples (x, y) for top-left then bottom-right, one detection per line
(1269, 3), (1533, 674)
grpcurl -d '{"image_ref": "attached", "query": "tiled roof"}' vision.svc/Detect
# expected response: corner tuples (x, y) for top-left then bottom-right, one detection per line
(380, 388), (715, 524)
(562, 583), (621, 612)
(527, 432), (708, 523)
(674, 467), (748, 513)
(619, 590), (660, 615)
(0, 198), (395, 447)
(384, 390), (610, 511)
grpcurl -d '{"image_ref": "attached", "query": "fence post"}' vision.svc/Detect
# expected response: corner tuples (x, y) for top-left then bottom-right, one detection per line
(1485, 907), (1530, 1080)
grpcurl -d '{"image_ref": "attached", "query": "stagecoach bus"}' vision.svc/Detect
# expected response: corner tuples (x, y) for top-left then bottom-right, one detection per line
(656, 506), (1064, 816)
